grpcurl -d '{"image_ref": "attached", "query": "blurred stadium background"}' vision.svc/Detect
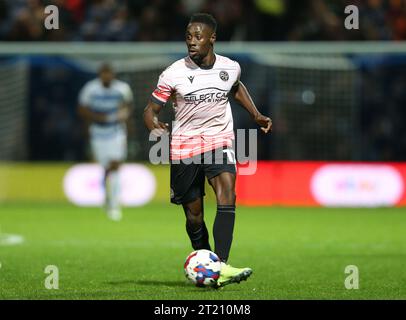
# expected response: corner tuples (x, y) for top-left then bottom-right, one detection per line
(1, 0), (406, 299)
(1, 0), (406, 206)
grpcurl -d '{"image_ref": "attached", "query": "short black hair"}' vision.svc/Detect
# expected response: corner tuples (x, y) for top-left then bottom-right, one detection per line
(189, 13), (217, 32)
(98, 62), (113, 73)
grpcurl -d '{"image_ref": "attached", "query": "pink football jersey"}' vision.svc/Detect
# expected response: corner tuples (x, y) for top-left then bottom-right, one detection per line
(151, 54), (241, 160)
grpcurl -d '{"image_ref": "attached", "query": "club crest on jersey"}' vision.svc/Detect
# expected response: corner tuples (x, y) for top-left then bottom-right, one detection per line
(219, 71), (229, 82)
(187, 76), (194, 83)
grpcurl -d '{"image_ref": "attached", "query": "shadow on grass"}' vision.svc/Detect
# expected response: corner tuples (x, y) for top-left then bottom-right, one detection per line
(106, 280), (241, 293)
(107, 280), (190, 288)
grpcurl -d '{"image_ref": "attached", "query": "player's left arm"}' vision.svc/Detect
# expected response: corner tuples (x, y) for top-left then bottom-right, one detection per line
(231, 81), (272, 133)
(118, 83), (134, 123)
(118, 102), (133, 122)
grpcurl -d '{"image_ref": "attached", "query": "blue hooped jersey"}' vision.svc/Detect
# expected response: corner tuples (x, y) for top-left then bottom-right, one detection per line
(78, 78), (133, 139)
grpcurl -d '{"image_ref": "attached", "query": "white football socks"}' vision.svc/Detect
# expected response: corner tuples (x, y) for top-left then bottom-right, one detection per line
(105, 170), (120, 212)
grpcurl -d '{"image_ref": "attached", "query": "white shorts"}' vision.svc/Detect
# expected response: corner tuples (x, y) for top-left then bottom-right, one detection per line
(90, 132), (127, 168)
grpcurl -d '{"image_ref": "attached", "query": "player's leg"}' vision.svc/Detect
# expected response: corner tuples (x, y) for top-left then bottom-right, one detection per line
(208, 171), (236, 262)
(95, 131), (126, 221)
(204, 148), (252, 288)
(90, 137), (112, 215)
(209, 172), (252, 288)
(104, 160), (122, 221)
(171, 154), (210, 250)
(182, 197), (211, 251)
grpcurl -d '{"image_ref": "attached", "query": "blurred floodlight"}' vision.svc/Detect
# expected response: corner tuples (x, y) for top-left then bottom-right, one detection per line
(302, 89), (316, 105)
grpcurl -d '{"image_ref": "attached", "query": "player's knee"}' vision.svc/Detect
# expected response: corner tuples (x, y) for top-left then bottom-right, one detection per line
(108, 161), (120, 171)
(216, 186), (236, 205)
(186, 210), (203, 225)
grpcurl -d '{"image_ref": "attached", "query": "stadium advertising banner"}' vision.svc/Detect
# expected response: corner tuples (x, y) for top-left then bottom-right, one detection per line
(63, 164), (156, 206)
(3, 162), (405, 208)
(236, 162), (406, 207)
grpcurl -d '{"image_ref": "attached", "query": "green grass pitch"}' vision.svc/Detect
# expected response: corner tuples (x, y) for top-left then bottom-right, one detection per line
(0, 202), (405, 299)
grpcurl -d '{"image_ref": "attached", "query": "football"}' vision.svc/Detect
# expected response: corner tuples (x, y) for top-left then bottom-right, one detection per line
(184, 249), (221, 287)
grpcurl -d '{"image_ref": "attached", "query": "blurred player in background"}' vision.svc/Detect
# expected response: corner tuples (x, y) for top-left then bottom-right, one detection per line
(78, 63), (133, 221)
(144, 13), (272, 288)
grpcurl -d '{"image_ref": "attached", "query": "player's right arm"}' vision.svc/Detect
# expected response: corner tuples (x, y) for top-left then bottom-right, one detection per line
(77, 81), (130, 124)
(77, 82), (107, 124)
(77, 105), (109, 123)
(78, 104), (130, 123)
(143, 70), (173, 135)
(143, 100), (169, 136)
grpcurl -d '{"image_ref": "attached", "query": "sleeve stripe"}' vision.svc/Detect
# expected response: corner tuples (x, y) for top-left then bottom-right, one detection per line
(158, 84), (171, 92)
(152, 91), (169, 102)
(154, 89), (171, 98)
(151, 94), (166, 106)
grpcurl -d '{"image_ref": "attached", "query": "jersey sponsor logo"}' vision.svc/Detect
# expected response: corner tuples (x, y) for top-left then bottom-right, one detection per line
(219, 70), (229, 81)
(187, 75), (195, 83)
(184, 87), (228, 104)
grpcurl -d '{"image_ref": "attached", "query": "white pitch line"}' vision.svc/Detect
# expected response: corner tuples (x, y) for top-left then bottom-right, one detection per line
(0, 234), (25, 246)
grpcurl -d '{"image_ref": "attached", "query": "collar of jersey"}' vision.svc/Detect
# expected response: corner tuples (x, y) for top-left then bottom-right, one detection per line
(188, 53), (217, 70)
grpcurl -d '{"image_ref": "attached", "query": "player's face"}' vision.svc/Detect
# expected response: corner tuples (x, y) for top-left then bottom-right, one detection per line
(186, 23), (215, 63)
(99, 69), (114, 87)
